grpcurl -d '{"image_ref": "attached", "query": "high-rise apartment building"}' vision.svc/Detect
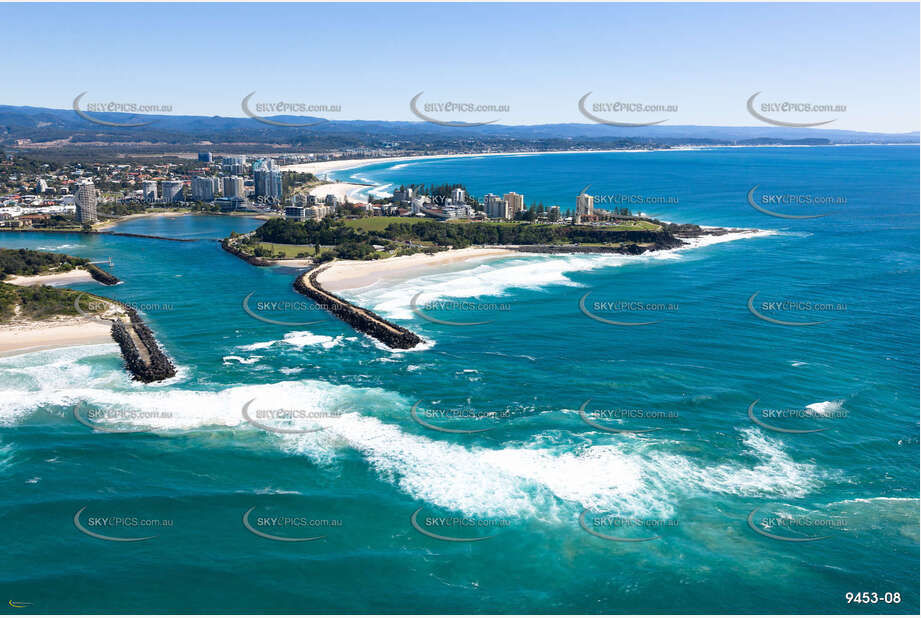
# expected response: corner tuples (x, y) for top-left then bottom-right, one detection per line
(74, 180), (98, 223)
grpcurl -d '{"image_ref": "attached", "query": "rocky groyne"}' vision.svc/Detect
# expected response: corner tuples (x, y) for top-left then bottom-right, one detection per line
(108, 305), (176, 383)
(293, 264), (423, 350)
(85, 263), (121, 285)
(98, 231), (198, 242)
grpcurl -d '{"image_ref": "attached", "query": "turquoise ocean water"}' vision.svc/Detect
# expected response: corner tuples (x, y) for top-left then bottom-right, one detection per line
(0, 146), (917, 614)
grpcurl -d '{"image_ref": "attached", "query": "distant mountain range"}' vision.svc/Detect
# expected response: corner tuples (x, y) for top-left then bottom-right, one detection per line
(1, 104), (917, 155)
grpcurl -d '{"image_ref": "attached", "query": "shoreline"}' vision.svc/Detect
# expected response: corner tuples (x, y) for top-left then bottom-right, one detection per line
(278, 143), (917, 181)
(307, 181), (371, 203)
(4, 268), (95, 287)
(316, 247), (520, 292)
(0, 316), (114, 358)
(281, 148), (668, 179)
(316, 228), (770, 293)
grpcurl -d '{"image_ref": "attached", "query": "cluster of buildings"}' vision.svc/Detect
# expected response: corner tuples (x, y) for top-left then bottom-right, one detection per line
(283, 185), (571, 224)
(140, 155), (283, 210)
(389, 187), (476, 219)
(283, 192), (340, 221)
(482, 192), (525, 219)
(2, 148), (615, 230)
(0, 152), (296, 227)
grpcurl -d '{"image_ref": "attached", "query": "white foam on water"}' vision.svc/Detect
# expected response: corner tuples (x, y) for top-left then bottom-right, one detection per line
(222, 355), (263, 365)
(282, 331), (350, 350)
(830, 497), (920, 505)
(282, 418), (824, 521)
(0, 344), (121, 424)
(361, 333), (435, 353)
(238, 340), (277, 351)
(805, 400), (844, 417)
(352, 230), (777, 321)
(2, 347), (825, 521)
(368, 183), (393, 198)
(655, 428), (824, 499)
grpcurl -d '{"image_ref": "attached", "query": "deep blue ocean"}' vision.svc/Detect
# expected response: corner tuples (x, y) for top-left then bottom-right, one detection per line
(0, 146), (917, 614)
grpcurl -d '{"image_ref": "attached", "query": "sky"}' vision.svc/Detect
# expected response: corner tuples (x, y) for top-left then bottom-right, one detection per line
(1, 2), (918, 133)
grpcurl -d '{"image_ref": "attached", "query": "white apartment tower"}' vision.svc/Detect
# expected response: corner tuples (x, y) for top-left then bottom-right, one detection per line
(142, 180), (159, 202)
(577, 192), (594, 216)
(74, 180), (98, 223)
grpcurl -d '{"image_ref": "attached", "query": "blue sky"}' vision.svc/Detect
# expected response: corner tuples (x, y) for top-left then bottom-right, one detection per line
(1, 2), (918, 132)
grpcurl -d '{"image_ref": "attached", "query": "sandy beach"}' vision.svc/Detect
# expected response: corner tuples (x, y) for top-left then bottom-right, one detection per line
(0, 317), (114, 357)
(308, 182), (370, 203)
(279, 149), (663, 178)
(4, 269), (95, 286)
(316, 247), (520, 292)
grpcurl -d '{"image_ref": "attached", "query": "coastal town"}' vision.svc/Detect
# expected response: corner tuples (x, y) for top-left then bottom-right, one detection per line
(0, 150), (644, 232)
(1, 147), (721, 354)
